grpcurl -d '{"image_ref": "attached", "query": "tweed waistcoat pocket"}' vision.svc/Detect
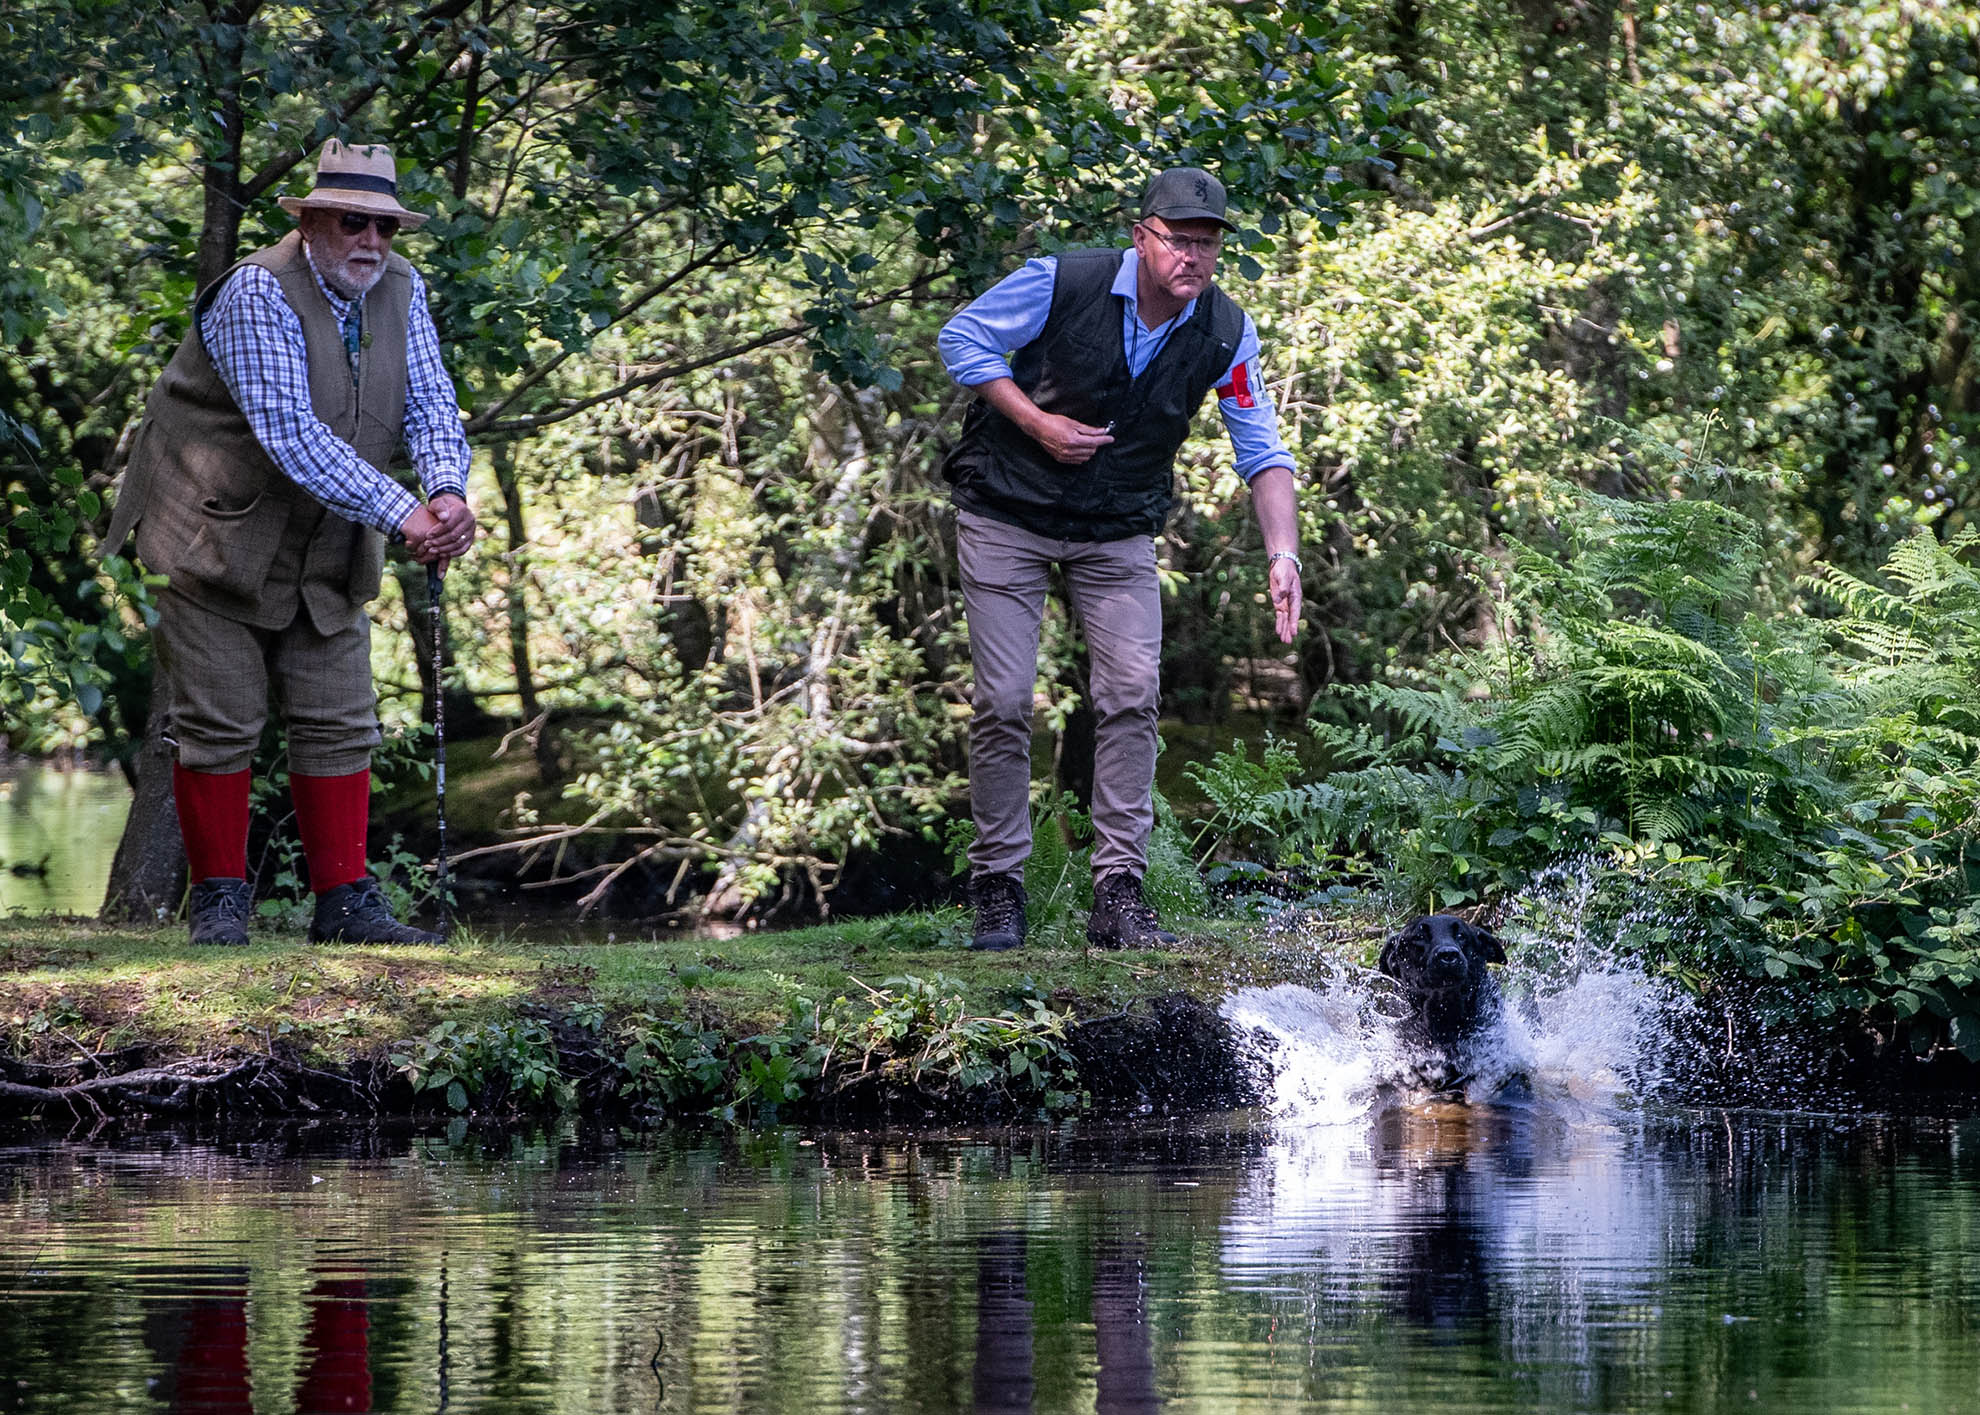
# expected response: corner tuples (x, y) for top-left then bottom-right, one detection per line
(176, 489), (294, 601)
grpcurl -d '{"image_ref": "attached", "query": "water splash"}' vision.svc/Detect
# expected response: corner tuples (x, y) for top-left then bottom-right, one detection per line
(1222, 856), (1697, 1126)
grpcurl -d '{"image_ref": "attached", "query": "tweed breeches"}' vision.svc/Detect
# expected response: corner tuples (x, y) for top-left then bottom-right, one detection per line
(154, 586), (381, 776)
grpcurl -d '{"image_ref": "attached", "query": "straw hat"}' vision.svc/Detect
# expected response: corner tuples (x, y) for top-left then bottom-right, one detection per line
(278, 139), (429, 231)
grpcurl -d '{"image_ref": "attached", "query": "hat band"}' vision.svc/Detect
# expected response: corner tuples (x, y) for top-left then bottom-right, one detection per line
(315, 172), (398, 197)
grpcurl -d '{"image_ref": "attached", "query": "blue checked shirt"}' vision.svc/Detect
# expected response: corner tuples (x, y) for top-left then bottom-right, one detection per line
(199, 247), (472, 536)
(938, 248), (1294, 482)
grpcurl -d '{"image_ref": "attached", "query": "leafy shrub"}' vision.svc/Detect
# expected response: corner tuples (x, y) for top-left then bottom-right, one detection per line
(609, 973), (1084, 1119)
(1188, 461), (1980, 1060)
(390, 1017), (574, 1113)
(815, 972), (1081, 1112)
(613, 1011), (730, 1109)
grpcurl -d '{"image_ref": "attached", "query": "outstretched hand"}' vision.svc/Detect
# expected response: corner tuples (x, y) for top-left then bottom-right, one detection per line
(1268, 554), (1303, 644)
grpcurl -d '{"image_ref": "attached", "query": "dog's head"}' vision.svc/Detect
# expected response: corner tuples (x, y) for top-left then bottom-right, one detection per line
(1379, 914), (1506, 996)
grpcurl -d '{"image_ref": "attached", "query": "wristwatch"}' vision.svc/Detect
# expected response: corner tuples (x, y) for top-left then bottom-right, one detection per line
(1268, 550), (1302, 574)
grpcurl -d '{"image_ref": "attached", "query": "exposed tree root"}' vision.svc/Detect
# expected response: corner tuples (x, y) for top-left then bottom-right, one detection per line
(0, 1051), (377, 1123)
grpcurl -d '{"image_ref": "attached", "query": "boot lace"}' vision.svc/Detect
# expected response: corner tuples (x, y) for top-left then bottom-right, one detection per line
(1099, 874), (1159, 929)
(976, 876), (1023, 931)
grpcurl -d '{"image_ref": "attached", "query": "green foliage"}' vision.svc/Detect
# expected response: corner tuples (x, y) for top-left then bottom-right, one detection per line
(1145, 793), (1210, 922)
(1, 419), (155, 752)
(1191, 459), (1980, 1058)
(1, 0), (1397, 914)
(391, 1017), (575, 1114)
(614, 1011), (731, 1109)
(814, 973), (1081, 1113)
(608, 971), (1083, 1119)
(13, 0), (1980, 964)
(869, 908), (974, 952)
(1023, 791), (1095, 947)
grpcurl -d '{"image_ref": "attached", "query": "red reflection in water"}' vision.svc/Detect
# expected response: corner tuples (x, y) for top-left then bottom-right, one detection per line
(173, 1299), (251, 1415)
(296, 1274), (372, 1414)
(159, 1271), (373, 1414)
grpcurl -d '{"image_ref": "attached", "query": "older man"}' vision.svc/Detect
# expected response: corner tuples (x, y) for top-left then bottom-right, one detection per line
(940, 166), (1303, 951)
(105, 139), (477, 944)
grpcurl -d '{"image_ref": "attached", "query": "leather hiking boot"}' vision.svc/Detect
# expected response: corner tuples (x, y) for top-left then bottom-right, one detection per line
(1087, 872), (1179, 950)
(970, 873), (1027, 952)
(309, 876), (444, 945)
(189, 877), (253, 946)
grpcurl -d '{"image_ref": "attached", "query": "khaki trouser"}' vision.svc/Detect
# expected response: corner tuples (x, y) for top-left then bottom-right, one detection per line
(957, 509), (1162, 883)
(154, 587), (381, 776)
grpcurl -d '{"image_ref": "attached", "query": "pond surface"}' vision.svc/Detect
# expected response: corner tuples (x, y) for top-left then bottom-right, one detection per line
(0, 764), (132, 918)
(0, 1108), (1976, 1413)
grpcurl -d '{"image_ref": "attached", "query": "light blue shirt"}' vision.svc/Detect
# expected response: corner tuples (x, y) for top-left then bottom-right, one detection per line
(937, 248), (1294, 482)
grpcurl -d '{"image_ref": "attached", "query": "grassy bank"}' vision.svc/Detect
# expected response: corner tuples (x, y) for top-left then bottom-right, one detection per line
(0, 910), (1378, 1124)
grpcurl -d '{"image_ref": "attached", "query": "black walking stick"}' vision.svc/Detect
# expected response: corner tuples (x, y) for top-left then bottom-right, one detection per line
(428, 562), (450, 934)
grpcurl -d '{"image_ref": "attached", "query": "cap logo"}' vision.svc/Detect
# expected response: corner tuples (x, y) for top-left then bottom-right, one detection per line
(1194, 176), (1211, 204)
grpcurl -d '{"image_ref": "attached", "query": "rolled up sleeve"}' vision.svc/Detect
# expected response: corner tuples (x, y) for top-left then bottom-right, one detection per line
(1216, 314), (1294, 482)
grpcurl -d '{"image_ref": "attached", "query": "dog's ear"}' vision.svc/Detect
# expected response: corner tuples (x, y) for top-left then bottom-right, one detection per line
(1465, 921), (1507, 965)
(1378, 934), (1401, 977)
(1379, 919), (1426, 977)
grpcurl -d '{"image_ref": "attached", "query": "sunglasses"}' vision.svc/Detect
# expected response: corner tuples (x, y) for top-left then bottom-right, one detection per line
(337, 211), (401, 239)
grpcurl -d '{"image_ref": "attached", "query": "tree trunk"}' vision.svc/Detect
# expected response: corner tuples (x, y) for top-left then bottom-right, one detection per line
(100, 21), (252, 922)
(493, 440), (557, 780)
(100, 696), (185, 922)
(194, 22), (249, 292)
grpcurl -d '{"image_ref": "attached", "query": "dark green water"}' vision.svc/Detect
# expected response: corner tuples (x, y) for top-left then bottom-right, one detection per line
(0, 1109), (1976, 1413)
(0, 765), (131, 918)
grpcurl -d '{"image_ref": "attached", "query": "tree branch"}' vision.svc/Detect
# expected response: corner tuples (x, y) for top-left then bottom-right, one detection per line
(237, 0), (481, 205)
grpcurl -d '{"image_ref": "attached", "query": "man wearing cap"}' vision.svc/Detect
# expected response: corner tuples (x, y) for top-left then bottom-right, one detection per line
(104, 139), (476, 945)
(939, 166), (1303, 951)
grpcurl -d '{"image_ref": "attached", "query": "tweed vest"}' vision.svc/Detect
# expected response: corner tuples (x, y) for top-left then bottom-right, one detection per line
(106, 229), (412, 633)
(942, 247), (1245, 542)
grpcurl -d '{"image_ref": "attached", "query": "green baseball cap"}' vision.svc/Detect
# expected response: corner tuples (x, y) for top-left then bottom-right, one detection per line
(1141, 166), (1237, 231)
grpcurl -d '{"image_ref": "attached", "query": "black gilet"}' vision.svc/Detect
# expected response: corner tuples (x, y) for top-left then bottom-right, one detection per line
(942, 248), (1245, 542)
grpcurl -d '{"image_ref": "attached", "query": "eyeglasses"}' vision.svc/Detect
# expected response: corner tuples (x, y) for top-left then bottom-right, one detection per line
(337, 211), (401, 239)
(1140, 223), (1222, 260)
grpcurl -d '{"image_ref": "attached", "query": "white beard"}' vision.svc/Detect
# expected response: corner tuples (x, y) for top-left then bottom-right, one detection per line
(320, 254), (385, 301)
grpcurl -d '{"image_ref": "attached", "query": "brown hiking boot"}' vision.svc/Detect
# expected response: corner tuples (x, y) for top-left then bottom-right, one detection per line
(970, 873), (1027, 951)
(189, 877), (253, 946)
(309, 876), (444, 945)
(1086, 872), (1178, 950)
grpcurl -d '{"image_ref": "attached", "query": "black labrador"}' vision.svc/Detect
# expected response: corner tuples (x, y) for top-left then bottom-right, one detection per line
(1378, 914), (1509, 1091)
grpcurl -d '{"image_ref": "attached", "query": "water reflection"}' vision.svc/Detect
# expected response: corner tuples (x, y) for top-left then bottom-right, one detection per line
(971, 1231), (1159, 1414)
(972, 1232), (1032, 1413)
(0, 1113), (1975, 1412)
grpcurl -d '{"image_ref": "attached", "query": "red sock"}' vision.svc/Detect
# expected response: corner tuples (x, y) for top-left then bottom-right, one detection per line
(173, 764), (251, 882)
(290, 769), (372, 895)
